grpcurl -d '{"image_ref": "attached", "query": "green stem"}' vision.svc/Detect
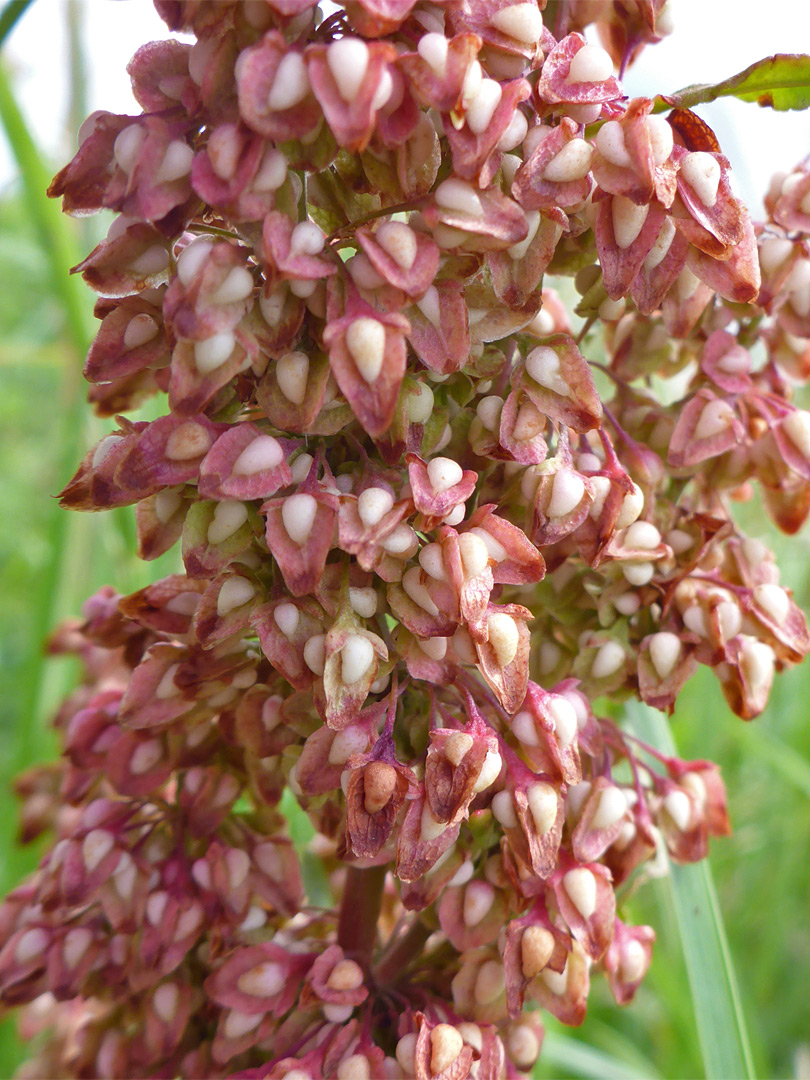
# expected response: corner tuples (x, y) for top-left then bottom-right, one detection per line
(0, 0), (34, 49)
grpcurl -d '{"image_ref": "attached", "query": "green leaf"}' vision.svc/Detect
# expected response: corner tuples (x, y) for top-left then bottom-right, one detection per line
(627, 703), (756, 1080)
(657, 53), (810, 112)
(536, 1028), (662, 1080)
(0, 0), (34, 50)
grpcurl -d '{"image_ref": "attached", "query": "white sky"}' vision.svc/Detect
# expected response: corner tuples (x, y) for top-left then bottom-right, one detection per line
(2, 0), (810, 216)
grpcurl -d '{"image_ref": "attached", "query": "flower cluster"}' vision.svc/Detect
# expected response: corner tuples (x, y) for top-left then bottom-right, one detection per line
(4, 0), (810, 1077)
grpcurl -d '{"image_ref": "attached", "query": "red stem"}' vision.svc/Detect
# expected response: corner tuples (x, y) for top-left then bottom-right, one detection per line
(337, 864), (387, 968)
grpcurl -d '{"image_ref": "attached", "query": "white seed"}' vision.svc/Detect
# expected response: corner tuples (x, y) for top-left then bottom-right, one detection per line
(612, 196), (649, 249)
(130, 739), (163, 775)
(290, 453), (313, 485)
(341, 635), (375, 685)
(217, 576), (256, 616)
(237, 961), (285, 997)
(376, 221), (418, 270)
(463, 880), (495, 926)
(461, 59), (483, 108)
(113, 123), (145, 174)
(680, 151), (721, 208)
(155, 139), (194, 185)
(614, 592), (641, 616)
(358, 486), (394, 528)
(474, 960), (505, 1005)
(567, 44), (613, 83)
(754, 583), (790, 626)
(92, 434), (124, 469)
(619, 939), (647, 984)
(395, 1034), (418, 1077)
(254, 147), (287, 191)
(417, 32), (448, 77)
(616, 484), (644, 528)
(596, 120), (632, 169)
(349, 587), (377, 619)
(740, 636), (775, 692)
(372, 70), (393, 112)
(419, 542), (447, 580)
(541, 962), (568, 994)
(155, 662), (180, 699)
(457, 1022), (483, 1052)
(233, 434), (283, 475)
(491, 789), (518, 829)
(717, 600), (742, 639)
(525, 346), (571, 396)
(328, 726), (368, 765)
(487, 613), (520, 668)
(420, 802), (448, 841)
(63, 927), (93, 968)
(492, 3), (543, 42)
(473, 750), (502, 793)
(527, 781), (558, 835)
(543, 138), (593, 183)
(224, 1009), (263, 1039)
(458, 532), (489, 578)
(435, 177), (483, 217)
(759, 236), (794, 275)
(380, 524), (416, 555)
(289, 220), (325, 257)
(83, 829), (114, 872)
(123, 313), (159, 349)
(624, 520), (661, 549)
(430, 1025), (464, 1077)
(303, 634), (326, 676)
(273, 350), (309, 406)
(211, 265), (254, 305)
(567, 780), (592, 819)
(427, 456), (463, 493)
(448, 861), (475, 889)
(507, 209), (541, 261)
(327, 38), (369, 102)
(591, 786), (626, 830)
(694, 398), (735, 440)
(547, 471), (585, 519)
(649, 631), (682, 679)
(663, 789), (691, 831)
(207, 500), (248, 545)
(646, 114), (673, 165)
(407, 382), (434, 424)
(643, 217), (676, 271)
(194, 331), (235, 374)
(268, 52), (310, 111)
(666, 529), (692, 555)
(588, 475), (611, 521)
(676, 265), (701, 301)
(498, 108), (529, 151)
(591, 640), (625, 679)
(336, 1055), (371, 1080)
(782, 410), (810, 457)
(273, 602), (300, 638)
(547, 696), (578, 747)
(419, 635), (448, 660)
(466, 78), (502, 135)
(513, 401), (545, 442)
(281, 493), (318, 545)
(176, 238), (213, 286)
(445, 731), (474, 766)
(153, 982), (179, 1023)
(507, 1024), (541, 1070)
(346, 317), (386, 384)
(15, 927), (49, 964)
(564, 867), (597, 919)
(716, 344), (750, 374)
(323, 1003), (353, 1023)
(416, 284), (441, 327)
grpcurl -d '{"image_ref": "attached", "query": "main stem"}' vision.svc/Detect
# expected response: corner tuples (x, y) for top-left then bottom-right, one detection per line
(337, 864), (387, 968)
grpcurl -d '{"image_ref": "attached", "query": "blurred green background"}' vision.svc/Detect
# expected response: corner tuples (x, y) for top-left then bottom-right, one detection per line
(0, 3), (809, 1079)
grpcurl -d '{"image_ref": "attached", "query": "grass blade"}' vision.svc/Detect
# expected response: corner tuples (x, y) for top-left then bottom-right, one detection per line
(0, 0), (34, 50)
(628, 702), (756, 1080)
(537, 1028), (662, 1080)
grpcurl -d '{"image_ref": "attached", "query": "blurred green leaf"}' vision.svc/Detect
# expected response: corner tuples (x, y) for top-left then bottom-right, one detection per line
(0, 0), (34, 50)
(657, 53), (810, 112)
(537, 1027), (662, 1080)
(629, 703), (756, 1080)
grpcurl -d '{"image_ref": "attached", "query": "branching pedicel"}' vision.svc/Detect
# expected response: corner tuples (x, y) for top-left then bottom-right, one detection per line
(3, 0), (810, 1076)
